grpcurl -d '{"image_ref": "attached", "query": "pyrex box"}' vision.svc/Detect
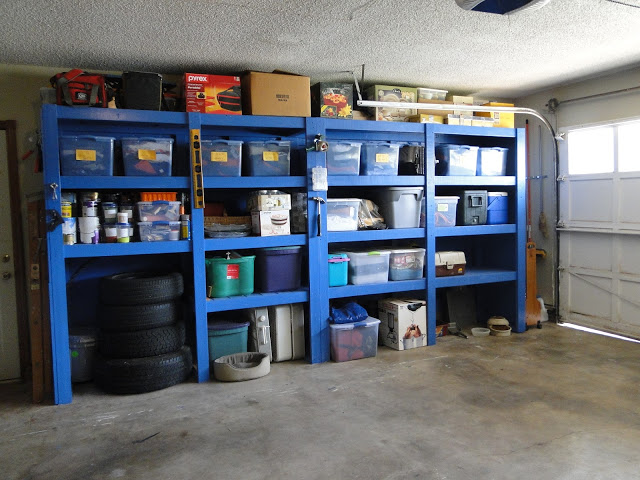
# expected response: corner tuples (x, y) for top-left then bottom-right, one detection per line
(311, 83), (353, 119)
(378, 299), (427, 351)
(183, 73), (242, 114)
(251, 210), (291, 236)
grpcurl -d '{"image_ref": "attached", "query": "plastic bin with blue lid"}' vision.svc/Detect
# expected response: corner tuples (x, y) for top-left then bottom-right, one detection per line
(477, 147), (508, 176)
(326, 141), (361, 175)
(244, 140), (291, 176)
(138, 221), (180, 241)
(255, 246), (302, 292)
(207, 319), (250, 362)
(121, 137), (174, 176)
(361, 142), (400, 175)
(59, 135), (115, 176)
(136, 201), (181, 222)
(201, 139), (243, 176)
(435, 144), (478, 176)
(328, 253), (349, 287)
(329, 317), (381, 362)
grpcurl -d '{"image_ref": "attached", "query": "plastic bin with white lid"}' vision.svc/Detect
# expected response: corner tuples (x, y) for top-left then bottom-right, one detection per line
(343, 250), (390, 284)
(136, 201), (181, 222)
(435, 144), (478, 176)
(477, 147), (508, 176)
(434, 196), (459, 227)
(327, 198), (360, 231)
(138, 221), (180, 241)
(388, 248), (425, 280)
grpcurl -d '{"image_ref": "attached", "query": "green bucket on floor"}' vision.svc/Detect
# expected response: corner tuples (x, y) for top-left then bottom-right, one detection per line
(205, 254), (255, 297)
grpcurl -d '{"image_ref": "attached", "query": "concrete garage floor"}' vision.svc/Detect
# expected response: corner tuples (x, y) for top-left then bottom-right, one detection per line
(2, 322), (640, 480)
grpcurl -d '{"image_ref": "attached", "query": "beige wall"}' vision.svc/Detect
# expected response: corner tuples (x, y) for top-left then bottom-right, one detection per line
(516, 65), (640, 309)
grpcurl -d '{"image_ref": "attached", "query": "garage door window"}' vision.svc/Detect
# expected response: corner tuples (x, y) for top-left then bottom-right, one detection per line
(618, 122), (640, 172)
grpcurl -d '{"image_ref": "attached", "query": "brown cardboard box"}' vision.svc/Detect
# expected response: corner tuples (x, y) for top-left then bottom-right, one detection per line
(446, 94), (474, 116)
(417, 98), (454, 116)
(241, 71), (310, 117)
(475, 102), (515, 128)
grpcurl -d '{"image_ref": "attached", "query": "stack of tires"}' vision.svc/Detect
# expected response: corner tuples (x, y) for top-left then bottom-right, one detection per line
(94, 272), (192, 394)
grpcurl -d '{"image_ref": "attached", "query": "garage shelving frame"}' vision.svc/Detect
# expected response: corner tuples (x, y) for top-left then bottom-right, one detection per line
(42, 105), (525, 404)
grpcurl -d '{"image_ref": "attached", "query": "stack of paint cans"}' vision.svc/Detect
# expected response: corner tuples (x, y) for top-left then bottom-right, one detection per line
(79, 192), (100, 244)
(61, 192), (77, 245)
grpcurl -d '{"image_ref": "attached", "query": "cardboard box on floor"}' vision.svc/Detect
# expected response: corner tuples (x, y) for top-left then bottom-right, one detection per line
(242, 71), (311, 117)
(378, 299), (427, 351)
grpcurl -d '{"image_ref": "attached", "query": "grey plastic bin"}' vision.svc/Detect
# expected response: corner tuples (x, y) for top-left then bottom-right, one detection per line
(376, 187), (424, 228)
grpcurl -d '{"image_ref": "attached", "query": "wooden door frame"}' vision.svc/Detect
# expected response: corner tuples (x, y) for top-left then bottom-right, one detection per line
(1, 120), (29, 380)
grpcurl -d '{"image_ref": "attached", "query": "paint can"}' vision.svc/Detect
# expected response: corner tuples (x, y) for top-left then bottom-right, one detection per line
(69, 328), (97, 383)
(82, 200), (98, 217)
(79, 230), (100, 244)
(116, 212), (128, 224)
(181, 214), (191, 240)
(117, 223), (131, 243)
(61, 201), (73, 218)
(103, 224), (117, 243)
(102, 202), (118, 224)
(62, 217), (77, 245)
(119, 205), (133, 222)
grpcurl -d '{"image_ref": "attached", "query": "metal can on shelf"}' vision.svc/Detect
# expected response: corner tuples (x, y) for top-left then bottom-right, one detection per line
(181, 214), (190, 240)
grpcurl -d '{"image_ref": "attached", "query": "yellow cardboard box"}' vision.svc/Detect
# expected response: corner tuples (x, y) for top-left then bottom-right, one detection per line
(406, 114), (444, 124)
(417, 98), (454, 116)
(475, 102), (515, 128)
(446, 95), (474, 116)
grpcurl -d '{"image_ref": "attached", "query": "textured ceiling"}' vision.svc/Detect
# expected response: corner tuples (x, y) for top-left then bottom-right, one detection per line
(1, 0), (640, 99)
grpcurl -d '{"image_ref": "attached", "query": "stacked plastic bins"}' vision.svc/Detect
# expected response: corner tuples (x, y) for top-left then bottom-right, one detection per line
(136, 200), (181, 241)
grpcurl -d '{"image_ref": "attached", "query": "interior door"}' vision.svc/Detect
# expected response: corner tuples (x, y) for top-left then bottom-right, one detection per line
(0, 130), (21, 380)
(558, 122), (640, 339)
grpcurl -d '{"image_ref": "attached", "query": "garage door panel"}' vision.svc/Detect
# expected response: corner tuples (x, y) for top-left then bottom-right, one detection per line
(618, 178), (640, 225)
(568, 274), (612, 318)
(618, 236), (640, 275)
(567, 233), (612, 271)
(619, 280), (640, 327)
(566, 179), (612, 222)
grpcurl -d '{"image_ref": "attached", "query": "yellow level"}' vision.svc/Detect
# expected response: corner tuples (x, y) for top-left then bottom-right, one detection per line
(190, 129), (204, 209)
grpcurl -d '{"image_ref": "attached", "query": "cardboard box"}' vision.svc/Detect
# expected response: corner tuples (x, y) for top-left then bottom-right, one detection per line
(406, 114), (444, 124)
(471, 116), (496, 127)
(241, 71), (310, 117)
(417, 98), (454, 116)
(446, 94), (474, 116)
(377, 299), (427, 351)
(248, 192), (291, 211)
(475, 102), (515, 128)
(311, 82), (353, 119)
(445, 114), (473, 126)
(251, 210), (291, 236)
(183, 73), (242, 114)
(366, 85), (417, 122)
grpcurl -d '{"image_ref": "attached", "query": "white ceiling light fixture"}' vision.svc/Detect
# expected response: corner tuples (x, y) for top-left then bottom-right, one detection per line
(455, 0), (552, 14)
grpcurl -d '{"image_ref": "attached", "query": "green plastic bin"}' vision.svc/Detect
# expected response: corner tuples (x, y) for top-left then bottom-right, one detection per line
(205, 254), (255, 298)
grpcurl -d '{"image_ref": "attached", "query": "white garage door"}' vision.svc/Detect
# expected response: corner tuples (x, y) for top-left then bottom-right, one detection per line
(558, 120), (640, 339)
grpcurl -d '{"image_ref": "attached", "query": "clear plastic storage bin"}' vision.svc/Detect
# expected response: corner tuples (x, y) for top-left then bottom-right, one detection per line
(388, 248), (425, 280)
(330, 317), (380, 362)
(417, 87), (448, 101)
(434, 196), (459, 227)
(326, 141), (361, 175)
(136, 201), (181, 222)
(477, 147), (508, 176)
(138, 221), (180, 241)
(59, 135), (115, 176)
(344, 250), (391, 285)
(201, 139), (243, 176)
(244, 140), (291, 176)
(327, 198), (360, 231)
(435, 144), (478, 176)
(361, 142), (400, 175)
(121, 137), (174, 176)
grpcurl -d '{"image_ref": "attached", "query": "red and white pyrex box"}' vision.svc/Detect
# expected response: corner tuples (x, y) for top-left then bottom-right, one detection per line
(183, 73), (242, 114)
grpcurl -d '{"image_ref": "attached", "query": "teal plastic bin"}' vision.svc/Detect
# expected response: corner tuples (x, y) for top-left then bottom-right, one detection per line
(207, 319), (249, 362)
(328, 253), (349, 287)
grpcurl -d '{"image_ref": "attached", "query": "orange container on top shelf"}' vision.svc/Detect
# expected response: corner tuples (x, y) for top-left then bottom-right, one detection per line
(140, 192), (177, 202)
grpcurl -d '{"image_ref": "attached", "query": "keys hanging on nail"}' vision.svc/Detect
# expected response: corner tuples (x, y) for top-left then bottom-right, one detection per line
(306, 134), (328, 152)
(48, 183), (58, 200)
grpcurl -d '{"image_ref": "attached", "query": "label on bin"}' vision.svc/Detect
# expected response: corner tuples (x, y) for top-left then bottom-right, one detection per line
(375, 153), (389, 163)
(75, 149), (96, 161)
(263, 151), (279, 162)
(138, 149), (157, 161)
(210, 152), (228, 162)
(226, 264), (239, 280)
(437, 203), (449, 212)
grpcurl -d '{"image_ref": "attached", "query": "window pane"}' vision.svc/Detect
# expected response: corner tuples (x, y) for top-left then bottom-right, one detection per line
(618, 122), (640, 172)
(568, 127), (614, 175)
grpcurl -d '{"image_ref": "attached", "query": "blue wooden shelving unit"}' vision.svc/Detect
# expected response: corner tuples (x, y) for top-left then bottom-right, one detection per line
(42, 105), (525, 404)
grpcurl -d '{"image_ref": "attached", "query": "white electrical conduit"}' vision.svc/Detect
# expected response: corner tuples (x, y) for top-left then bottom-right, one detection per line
(357, 99), (560, 315)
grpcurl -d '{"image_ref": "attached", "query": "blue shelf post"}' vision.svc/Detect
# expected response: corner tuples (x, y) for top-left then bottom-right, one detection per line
(188, 113), (211, 382)
(41, 105), (73, 405)
(514, 128), (527, 332)
(305, 118), (330, 363)
(425, 124), (437, 346)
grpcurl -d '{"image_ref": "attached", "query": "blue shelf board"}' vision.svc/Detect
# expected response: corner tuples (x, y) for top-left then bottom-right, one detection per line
(204, 234), (307, 251)
(200, 115), (305, 129)
(61, 176), (190, 190)
(329, 279), (426, 299)
(203, 176), (306, 189)
(434, 176), (516, 186)
(49, 104), (189, 125)
(206, 289), (309, 312)
(432, 124), (517, 138)
(435, 224), (516, 237)
(434, 268), (516, 288)
(328, 176), (425, 187)
(328, 228), (425, 243)
(64, 241), (191, 258)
